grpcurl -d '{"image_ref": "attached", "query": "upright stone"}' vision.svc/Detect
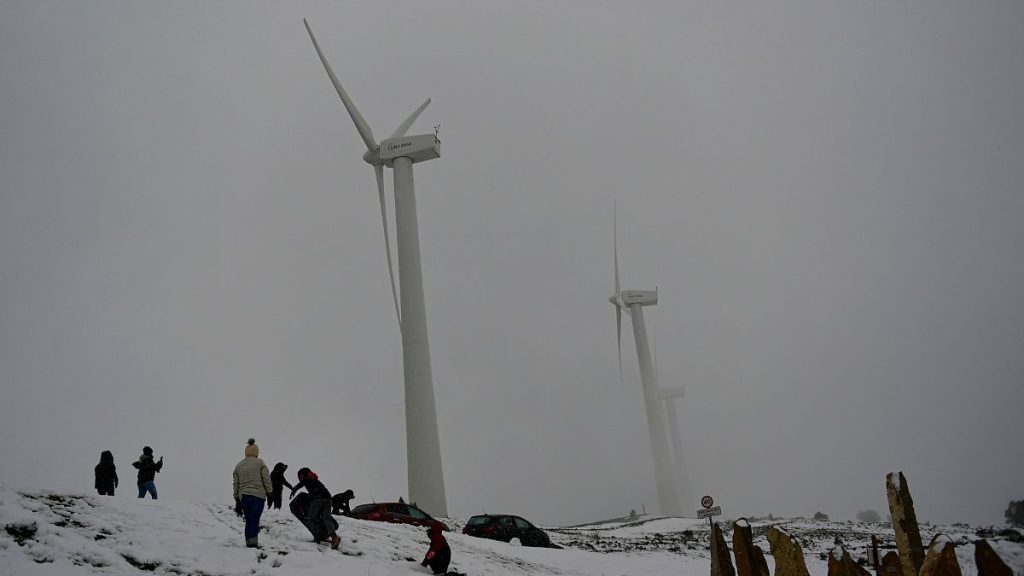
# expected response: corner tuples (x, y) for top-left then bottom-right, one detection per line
(886, 471), (925, 576)
(752, 547), (769, 576)
(918, 535), (962, 576)
(827, 546), (872, 576)
(710, 522), (736, 576)
(766, 526), (810, 576)
(733, 519), (769, 576)
(880, 551), (904, 576)
(974, 539), (1012, 576)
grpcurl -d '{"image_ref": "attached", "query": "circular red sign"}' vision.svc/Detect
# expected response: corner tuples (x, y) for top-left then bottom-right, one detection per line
(701, 495), (714, 509)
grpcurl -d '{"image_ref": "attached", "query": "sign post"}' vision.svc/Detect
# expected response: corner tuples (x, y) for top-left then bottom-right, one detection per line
(697, 495), (721, 530)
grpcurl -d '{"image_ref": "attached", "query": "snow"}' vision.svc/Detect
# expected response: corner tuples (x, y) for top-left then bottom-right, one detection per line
(735, 518), (749, 528)
(931, 533), (953, 550)
(831, 546), (845, 561)
(888, 471), (903, 492)
(1, 485), (1022, 576)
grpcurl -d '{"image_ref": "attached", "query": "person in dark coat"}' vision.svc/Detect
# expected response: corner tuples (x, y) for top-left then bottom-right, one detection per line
(268, 462), (293, 510)
(421, 525), (451, 575)
(290, 467), (340, 549)
(132, 446), (163, 499)
(94, 450), (118, 496)
(331, 489), (354, 516)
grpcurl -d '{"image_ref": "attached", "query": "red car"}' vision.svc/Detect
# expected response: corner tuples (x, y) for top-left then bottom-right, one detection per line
(349, 502), (449, 531)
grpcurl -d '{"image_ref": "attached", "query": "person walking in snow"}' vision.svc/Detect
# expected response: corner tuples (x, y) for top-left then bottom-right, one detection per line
(233, 438), (273, 548)
(94, 450), (118, 496)
(268, 462), (292, 511)
(290, 467), (340, 549)
(132, 446), (163, 499)
(421, 524), (451, 575)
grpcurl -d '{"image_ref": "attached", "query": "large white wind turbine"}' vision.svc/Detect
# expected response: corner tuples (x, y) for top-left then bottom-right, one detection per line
(304, 19), (447, 515)
(609, 209), (683, 516)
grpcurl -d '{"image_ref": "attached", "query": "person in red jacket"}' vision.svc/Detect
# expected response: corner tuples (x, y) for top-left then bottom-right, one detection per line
(421, 524), (451, 575)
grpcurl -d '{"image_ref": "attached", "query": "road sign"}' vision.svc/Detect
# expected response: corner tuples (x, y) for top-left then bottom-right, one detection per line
(701, 495), (714, 509)
(697, 505), (721, 519)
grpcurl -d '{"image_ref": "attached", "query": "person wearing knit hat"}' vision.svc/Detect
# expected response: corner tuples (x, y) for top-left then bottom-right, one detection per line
(132, 446), (163, 499)
(233, 438), (273, 548)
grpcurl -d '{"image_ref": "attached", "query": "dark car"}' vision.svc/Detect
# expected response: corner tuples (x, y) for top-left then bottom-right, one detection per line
(349, 502), (449, 531)
(463, 514), (559, 548)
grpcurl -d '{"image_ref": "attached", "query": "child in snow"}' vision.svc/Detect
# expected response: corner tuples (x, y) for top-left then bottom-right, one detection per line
(332, 489), (354, 516)
(94, 450), (118, 496)
(268, 462), (293, 510)
(132, 446), (163, 499)
(421, 524), (451, 575)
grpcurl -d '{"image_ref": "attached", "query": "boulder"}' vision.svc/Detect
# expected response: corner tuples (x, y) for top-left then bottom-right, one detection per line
(885, 471), (925, 576)
(733, 519), (769, 576)
(880, 550), (903, 576)
(766, 526), (810, 576)
(710, 522), (736, 576)
(974, 539), (1012, 576)
(918, 534), (962, 576)
(827, 546), (871, 576)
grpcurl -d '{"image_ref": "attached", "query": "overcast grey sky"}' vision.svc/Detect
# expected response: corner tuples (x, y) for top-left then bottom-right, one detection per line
(2, 1), (1022, 527)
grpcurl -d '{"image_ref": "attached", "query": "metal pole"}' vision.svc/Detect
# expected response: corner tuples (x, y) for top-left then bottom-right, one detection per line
(393, 156), (446, 516)
(630, 304), (682, 516)
(871, 534), (881, 576)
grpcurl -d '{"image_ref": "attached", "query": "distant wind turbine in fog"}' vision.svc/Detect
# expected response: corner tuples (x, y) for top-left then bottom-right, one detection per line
(651, 331), (693, 514)
(609, 207), (683, 516)
(659, 386), (692, 513)
(304, 18), (447, 515)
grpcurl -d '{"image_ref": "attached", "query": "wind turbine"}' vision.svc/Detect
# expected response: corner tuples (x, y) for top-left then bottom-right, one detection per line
(304, 19), (447, 515)
(651, 329), (693, 514)
(609, 208), (683, 516)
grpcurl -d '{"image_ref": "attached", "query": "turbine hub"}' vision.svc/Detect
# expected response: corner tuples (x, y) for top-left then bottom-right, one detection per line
(362, 149), (380, 165)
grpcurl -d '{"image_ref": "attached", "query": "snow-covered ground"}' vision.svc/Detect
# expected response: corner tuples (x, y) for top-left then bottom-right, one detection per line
(1, 485), (1021, 575)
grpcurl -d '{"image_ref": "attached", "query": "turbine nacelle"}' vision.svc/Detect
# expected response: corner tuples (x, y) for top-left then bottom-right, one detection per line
(609, 289), (658, 308)
(659, 386), (685, 400)
(379, 134), (441, 166)
(362, 134), (441, 166)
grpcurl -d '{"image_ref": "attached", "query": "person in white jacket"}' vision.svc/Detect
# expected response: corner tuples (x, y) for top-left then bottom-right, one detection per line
(233, 438), (273, 548)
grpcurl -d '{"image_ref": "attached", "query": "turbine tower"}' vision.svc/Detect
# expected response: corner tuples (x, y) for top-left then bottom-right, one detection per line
(609, 208), (683, 516)
(659, 386), (693, 513)
(304, 19), (447, 515)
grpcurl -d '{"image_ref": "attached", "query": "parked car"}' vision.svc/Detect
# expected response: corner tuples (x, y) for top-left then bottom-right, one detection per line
(349, 502), (449, 531)
(463, 514), (560, 548)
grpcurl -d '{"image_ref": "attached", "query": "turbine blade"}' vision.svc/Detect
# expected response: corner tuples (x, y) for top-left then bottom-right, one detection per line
(388, 98), (431, 140)
(303, 19), (378, 153)
(614, 201), (621, 294)
(613, 200), (622, 381)
(616, 307), (623, 382)
(376, 164), (402, 332)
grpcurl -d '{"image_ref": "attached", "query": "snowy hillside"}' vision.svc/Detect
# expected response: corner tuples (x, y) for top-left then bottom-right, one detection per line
(1, 485), (1021, 575)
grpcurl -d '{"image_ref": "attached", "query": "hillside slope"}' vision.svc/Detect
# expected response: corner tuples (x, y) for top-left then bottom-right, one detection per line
(1, 485), (1021, 575)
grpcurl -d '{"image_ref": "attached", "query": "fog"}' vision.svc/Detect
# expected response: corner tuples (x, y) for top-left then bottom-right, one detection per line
(1, 1), (1022, 527)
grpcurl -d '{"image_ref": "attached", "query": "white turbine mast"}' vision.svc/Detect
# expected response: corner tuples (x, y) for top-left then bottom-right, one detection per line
(609, 205), (683, 516)
(304, 19), (447, 515)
